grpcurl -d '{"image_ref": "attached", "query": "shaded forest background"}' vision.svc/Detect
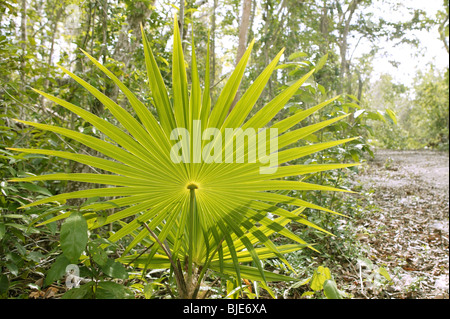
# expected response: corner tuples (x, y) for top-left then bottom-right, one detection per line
(2, 0), (448, 152)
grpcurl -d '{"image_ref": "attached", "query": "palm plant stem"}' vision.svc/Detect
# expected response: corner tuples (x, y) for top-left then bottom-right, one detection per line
(141, 221), (188, 298)
(187, 187), (196, 282)
(192, 237), (225, 299)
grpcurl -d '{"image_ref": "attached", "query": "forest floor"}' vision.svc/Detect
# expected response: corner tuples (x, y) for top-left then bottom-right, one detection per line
(349, 149), (449, 299)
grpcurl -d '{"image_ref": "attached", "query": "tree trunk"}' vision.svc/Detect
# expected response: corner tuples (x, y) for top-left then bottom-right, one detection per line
(260, 0), (288, 102)
(110, 1), (153, 103)
(41, 6), (63, 110)
(100, 0), (108, 64)
(229, 0), (252, 113)
(47, 8), (63, 67)
(20, 0), (27, 62)
(210, 0), (218, 89)
(336, 0), (360, 95)
(438, 13), (449, 54)
(357, 69), (363, 103)
(247, 0), (257, 45)
(18, 0), (27, 120)
(20, 0), (27, 86)
(235, 0), (252, 66)
(319, 1), (329, 54)
(179, 0), (185, 48)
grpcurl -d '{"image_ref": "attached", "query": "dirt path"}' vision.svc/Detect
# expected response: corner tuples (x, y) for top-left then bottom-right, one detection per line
(354, 149), (449, 299)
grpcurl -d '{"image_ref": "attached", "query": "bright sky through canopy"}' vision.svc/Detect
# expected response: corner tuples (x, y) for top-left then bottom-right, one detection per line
(354, 0), (449, 87)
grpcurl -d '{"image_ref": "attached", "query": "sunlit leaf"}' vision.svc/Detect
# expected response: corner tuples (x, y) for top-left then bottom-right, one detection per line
(9, 15), (358, 293)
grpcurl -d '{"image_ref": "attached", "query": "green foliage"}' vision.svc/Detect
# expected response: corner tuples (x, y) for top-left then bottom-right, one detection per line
(43, 230), (134, 299)
(289, 265), (347, 299)
(44, 254), (71, 288)
(367, 69), (449, 150)
(61, 281), (134, 299)
(411, 67), (449, 149)
(60, 212), (88, 263)
(0, 146), (61, 298)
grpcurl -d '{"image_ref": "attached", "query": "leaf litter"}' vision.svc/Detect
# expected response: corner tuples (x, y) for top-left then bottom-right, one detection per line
(350, 149), (449, 299)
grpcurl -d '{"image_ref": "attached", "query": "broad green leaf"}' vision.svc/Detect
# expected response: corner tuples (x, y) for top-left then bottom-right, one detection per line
(288, 51), (308, 60)
(0, 223), (5, 241)
(0, 275), (9, 295)
(18, 183), (52, 196)
(323, 279), (344, 299)
(290, 276), (311, 289)
(95, 281), (134, 299)
(342, 102), (361, 109)
(60, 212), (88, 263)
(315, 53), (328, 72)
(377, 110), (387, 123)
(346, 94), (360, 102)
(301, 291), (315, 297)
(44, 254), (71, 287)
(88, 243), (108, 266)
(6, 262), (18, 276)
(386, 108), (398, 125)
(378, 267), (391, 281)
(310, 266), (331, 291)
(101, 259), (129, 279)
(61, 281), (95, 299)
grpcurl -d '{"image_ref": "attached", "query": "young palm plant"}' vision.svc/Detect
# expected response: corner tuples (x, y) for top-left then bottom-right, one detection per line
(9, 17), (358, 299)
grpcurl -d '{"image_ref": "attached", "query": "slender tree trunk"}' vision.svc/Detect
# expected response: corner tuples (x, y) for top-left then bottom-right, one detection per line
(247, 0), (256, 45)
(357, 70), (363, 103)
(229, 0), (252, 113)
(319, 1), (329, 54)
(113, 1), (153, 65)
(262, 0), (271, 101)
(90, 4), (96, 54)
(41, 6), (63, 110)
(20, 0), (27, 62)
(180, 0), (192, 52)
(210, 0), (217, 89)
(20, 0), (27, 86)
(336, 0), (360, 95)
(47, 8), (63, 66)
(179, 0), (185, 42)
(110, 1), (153, 103)
(100, 0), (108, 64)
(65, 2), (98, 206)
(438, 13), (449, 54)
(19, 0), (27, 120)
(260, 0), (287, 102)
(235, 0), (252, 66)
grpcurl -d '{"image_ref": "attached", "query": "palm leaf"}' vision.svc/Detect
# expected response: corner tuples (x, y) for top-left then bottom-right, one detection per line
(9, 16), (359, 296)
